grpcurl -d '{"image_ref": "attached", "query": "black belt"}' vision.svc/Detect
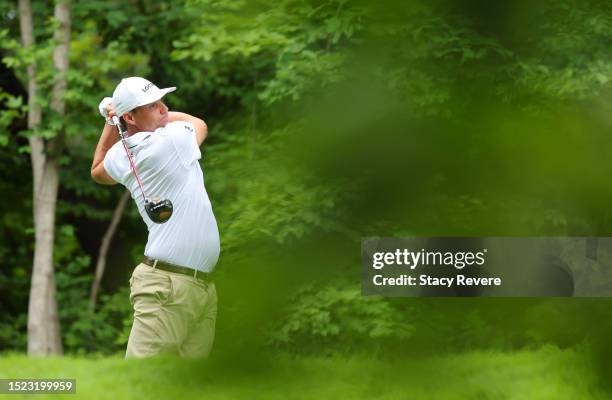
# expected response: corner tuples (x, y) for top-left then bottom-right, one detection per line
(142, 256), (213, 283)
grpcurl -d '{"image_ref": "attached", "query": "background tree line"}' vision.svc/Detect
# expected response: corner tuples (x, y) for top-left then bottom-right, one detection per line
(1, 0), (612, 358)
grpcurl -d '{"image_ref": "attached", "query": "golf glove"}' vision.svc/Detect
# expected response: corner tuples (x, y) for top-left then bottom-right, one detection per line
(98, 97), (115, 125)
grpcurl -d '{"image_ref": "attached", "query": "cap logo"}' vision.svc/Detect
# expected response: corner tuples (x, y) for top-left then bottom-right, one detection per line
(142, 82), (154, 92)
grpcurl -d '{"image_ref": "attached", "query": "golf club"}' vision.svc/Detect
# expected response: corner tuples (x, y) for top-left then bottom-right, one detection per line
(110, 115), (174, 224)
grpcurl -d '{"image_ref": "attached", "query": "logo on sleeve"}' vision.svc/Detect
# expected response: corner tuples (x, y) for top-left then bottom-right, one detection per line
(184, 124), (194, 132)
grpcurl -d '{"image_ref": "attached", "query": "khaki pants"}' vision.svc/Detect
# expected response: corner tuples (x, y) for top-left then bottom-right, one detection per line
(125, 263), (217, 359)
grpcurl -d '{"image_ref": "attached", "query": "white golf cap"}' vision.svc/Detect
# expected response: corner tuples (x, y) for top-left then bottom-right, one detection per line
(112, 77), (176, 117)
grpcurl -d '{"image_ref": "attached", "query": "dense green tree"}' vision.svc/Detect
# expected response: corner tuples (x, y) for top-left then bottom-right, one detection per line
(1, 0), (612, 356)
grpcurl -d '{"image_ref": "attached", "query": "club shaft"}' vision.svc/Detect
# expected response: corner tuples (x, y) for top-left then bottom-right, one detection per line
(112, 116), (147, 201)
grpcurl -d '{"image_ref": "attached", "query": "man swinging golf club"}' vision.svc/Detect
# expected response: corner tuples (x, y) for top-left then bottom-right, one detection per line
(91, 76), (220, 358)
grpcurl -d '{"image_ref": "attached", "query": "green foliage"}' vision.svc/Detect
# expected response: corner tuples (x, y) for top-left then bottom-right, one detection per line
(0, 314), (27, 352)
(60, 287), (132, 356)
(268, 281), (414, 354)
(372, 10), (513, 116)
(3, 0), (612, 360)
(55, 225), (131, 355)
(512, 1), (612, 100)
(0, 137), (32, 353)
(171, 0), (364, 111)
(0, 92), (26, 147)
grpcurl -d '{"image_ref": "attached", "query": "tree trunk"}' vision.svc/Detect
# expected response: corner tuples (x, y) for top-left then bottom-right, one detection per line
(29, 159), (61, 355)
(21, 0), (72, 356)
(19, 0), (49, 357)
(90, 190), (130, 311)
(45, 0), (72, 355)
(18, 0), (44, 205)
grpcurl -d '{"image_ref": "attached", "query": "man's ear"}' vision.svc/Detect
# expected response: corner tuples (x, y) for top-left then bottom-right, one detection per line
(123, 112), (137, 127)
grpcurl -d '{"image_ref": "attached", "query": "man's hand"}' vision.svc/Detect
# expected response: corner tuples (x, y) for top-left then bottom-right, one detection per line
(99, 97), (119, 126)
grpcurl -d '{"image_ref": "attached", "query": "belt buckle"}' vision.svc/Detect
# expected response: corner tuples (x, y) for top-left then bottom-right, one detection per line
(193, 268), (205, 283)
(193, 269), (210, 284)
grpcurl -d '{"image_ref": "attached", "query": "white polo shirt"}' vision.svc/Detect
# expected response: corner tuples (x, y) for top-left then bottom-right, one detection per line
(103, 121), (220, 272)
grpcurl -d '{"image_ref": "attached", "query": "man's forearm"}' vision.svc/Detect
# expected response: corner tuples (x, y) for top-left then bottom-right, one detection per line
(168, 111), (201, 124)
(91, 123), (118, 171)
